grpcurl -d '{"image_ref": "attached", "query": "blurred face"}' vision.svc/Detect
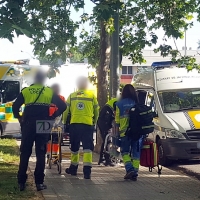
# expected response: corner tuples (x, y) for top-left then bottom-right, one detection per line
(77, 77), (88, 90)
(52, 85), (60, 95)
(34, 69), (47, 84)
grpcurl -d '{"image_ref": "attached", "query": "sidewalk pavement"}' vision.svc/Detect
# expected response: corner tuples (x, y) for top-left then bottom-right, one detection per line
(24, 144), (200, 200)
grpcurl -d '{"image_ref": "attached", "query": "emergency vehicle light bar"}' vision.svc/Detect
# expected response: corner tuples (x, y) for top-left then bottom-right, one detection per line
(151, 61), (178, 69)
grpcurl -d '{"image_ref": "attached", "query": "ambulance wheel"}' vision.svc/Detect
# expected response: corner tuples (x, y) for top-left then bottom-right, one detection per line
(158, 140), (172, 166)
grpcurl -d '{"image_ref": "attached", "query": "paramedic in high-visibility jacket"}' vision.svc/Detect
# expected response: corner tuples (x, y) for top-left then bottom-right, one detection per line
(12, 70), (66, 191)
(115, 84), (143, 181)
(63, 76), (99, 179)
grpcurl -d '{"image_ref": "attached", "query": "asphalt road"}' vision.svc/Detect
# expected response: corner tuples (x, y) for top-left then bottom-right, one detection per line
(169, 160), (200, 181)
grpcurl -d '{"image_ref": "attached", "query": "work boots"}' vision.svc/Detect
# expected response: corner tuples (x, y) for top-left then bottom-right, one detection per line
(19, 183), (47, 191)
(36, 184), (47, 191)
(83, 166), (91, 179)
(65, 164), (78, 176)
(19, 183), (26, 191)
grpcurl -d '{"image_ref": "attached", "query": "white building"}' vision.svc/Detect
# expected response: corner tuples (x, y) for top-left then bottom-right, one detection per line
(120, 50), (200, 84)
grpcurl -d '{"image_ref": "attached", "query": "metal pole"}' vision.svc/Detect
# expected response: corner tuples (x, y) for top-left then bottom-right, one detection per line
(184, 29), (187, 56)
(112, 11), (120, 98)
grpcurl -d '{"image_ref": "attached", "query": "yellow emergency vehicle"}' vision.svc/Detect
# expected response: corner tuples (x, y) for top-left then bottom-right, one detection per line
(0, 60), (41, 136)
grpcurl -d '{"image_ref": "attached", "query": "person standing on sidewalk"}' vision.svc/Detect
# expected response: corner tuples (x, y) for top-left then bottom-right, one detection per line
(97, 98), (117, 166)
(115, 84), (143, 181)
(49, 83), (65, 117)
(49, 83), (66, 145)
(12, 70), (67, 191)
(63, 76), (99, 179)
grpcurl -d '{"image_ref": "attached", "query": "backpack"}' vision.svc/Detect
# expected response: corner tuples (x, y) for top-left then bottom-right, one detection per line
(125, 104), (154, 141)
(140, 140), (162, 176)
(97, 105), (114, 133)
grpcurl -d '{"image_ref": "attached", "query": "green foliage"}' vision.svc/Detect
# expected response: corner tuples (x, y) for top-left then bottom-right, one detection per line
(88, 74), (97, 85)
(0, 0), (84, 70)
(1, 0), (200, 73)
(67, 46), (85, 63)
(79, 0), (200, 70)
(0, 139), (36, 199)
(119, 0), (199, 68)
(81, 34), (100, 68)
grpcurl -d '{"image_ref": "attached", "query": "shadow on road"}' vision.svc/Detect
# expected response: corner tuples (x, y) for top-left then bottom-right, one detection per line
(169, 160), (200, 181)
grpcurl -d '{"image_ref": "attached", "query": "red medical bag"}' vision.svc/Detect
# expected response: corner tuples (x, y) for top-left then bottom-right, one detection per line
(140, 140), (162, 175)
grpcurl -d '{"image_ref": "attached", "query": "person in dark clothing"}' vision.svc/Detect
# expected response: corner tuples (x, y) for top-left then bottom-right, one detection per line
(12, 70), (67, 191)
(97, 98), (117, 166)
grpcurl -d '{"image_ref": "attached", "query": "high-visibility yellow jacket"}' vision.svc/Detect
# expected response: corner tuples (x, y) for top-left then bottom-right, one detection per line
(12, 84), (67, 121)
(106, 98), (117, 111)
(115, 98), (135, 137)
(63, 90), (99, 125)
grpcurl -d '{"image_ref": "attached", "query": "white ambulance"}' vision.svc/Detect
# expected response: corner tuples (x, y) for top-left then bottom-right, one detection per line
(132, 61), (200, 166)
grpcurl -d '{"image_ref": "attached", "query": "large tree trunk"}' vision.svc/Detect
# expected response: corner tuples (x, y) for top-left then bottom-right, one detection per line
(94, 21), (111, 153)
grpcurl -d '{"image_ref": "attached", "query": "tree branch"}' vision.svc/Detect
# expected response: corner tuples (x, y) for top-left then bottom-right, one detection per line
(90, 0), (99, 5)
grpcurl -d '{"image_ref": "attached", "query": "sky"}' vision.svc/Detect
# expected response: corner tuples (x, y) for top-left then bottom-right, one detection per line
(0, 1), (200, 61)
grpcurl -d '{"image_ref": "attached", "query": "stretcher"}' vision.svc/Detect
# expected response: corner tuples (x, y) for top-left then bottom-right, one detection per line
(46, 116), (84, 174)
(46, 126), (63, 174)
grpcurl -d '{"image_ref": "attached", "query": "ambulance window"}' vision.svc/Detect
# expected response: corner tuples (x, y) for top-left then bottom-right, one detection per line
(0, 81), (20, 103)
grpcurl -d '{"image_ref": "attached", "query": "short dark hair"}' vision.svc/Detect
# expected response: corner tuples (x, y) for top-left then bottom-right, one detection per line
(121, 84), (138, 103)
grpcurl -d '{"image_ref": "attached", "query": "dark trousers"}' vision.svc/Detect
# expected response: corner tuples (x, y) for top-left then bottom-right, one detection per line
(18, 121), (49, 184)
(69, 123), (94, 175)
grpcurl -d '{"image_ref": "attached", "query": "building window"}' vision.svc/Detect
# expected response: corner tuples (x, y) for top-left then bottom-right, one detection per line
(122, 66), (133, 75)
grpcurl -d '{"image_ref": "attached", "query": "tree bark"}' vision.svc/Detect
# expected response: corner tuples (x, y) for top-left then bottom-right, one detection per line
(94, 21), (111, 153)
